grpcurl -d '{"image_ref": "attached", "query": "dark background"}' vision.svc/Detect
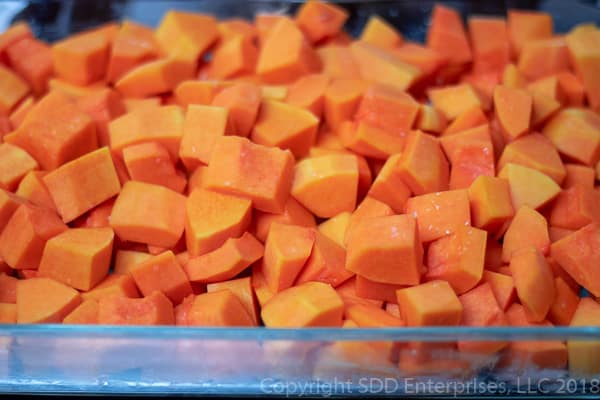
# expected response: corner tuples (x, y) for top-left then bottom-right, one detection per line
(3, 0), (600, 43)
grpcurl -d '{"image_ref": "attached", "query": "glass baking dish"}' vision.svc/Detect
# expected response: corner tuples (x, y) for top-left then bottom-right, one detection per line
(1, 0), (600, 396)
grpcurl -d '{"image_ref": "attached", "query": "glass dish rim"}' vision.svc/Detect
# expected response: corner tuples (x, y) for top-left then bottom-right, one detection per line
(2, 324), (600, 341)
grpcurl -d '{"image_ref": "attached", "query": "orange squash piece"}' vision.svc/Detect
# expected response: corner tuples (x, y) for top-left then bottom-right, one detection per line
(295, 230), (352, 287)
(52, 29), (110, 85)
(210, 35), (258, 80)
(350, 41), (420, 91)
(109, 105), (183, 159)
(110, 181), (186, 248)
(504, 303), (567, 370)
(211, 83), (261, 137)
(565, 25), (600, 113)
(15, 171), (56, 210)
(498, 133), (565, 184)
(317, 45), (361, 80)
(115, 58), (194, 98)
(174, 80), (221, 107)
(543, 108), (600, 167)
(187, 289), (254, 327)
(292, 154), (358, 218)
(556, 71), (585, 106)
(549, 227), (575, 243)
(263, 223), (315, 293)
(394, 42), (448, 80)
(187, 165), (209, 194)
(405, 189), (471, 243)
(443, 106), (487, 135)
(468, 176), (514, 232)
(525, 93), (559, 127)
(38, 227), (114, 291)
(179, 105), (233, 171)
(295, 0), (348, 43)
(550, 184), (600, 230)
(343, 196), (394, 247)
(564, 163), (595, 188)
(113, 250), (152, 276)
(468, 17), (510, 74)
(261, 281), (344, 327)
(185, 232), (263, 283)
(206, 136), (294, 213)
(253, 196), (316, 243)
(47, 77), (106, 99)
(0, 22), (33, 60)
(354, 275), (405, 304)
(501, 63), (527, 88)
(346, 215), (422, 285)
(5, 37), (51, 95)
(97, 291), (174, 325)
(501, 163), (560, 213)
(360, 15), (403, 49)
(9, 95), (34, 129)
(5, 91), (98, 170)
(548, 277), (579, 326)
(122, 97), (161, 112)
(346, 304), (404, 327)
(439, 124), (495, 189)
(323, 78), (365, 130)
(131, 250), (192, 304)
(335, 277), (383, 309)
(122, 142), (185, 193)
(317, 212), (351, 247)
(458, 283), (507, 354)
(355, 84), (420, 139)
(493, 85), (532, 141)
(0, 204), (67, 270)
(251, 266), (275, 308)
(16, 277), (81, 323)
(482, 270), (517, 311)
(0, 273), (17, 303)
(551, 223), (600, 297)
(507, 10), (552, 57)
(106, 20), (159, 83)
(81, 273), (140, 301)
(337, 121), (404, 160)
(155, 10), (218, 63)
(76, 88), (126, 148)
(567, 298), (600, 376)
(502, 205), (550, 263)
(428, 83), (482, 122)
(185, 188), (252, 257)
(367, 154), (411, 213)
(286, 73), (330, 118)
(43, 147), (121, 223)
(252, 100), (318, 158)
(256, 18), (320, 84)
(397, 130), (449, 195)
(206, 277), (259, 326)
(78, 199), (114, 230)
(518, 37), (569, 81)
(426, 5), (472, 66)
(426, 226), (487, 295)
(63, 299), (99, 324)
(416, 104), (448, 134)
(0, 303), (16, 323)
(396, 280), (462, 326)
(510, 247), (555, 322)
(0, 143), (38, 192)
